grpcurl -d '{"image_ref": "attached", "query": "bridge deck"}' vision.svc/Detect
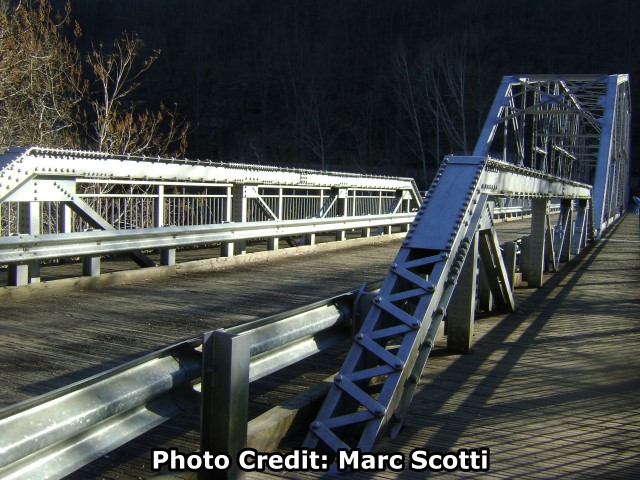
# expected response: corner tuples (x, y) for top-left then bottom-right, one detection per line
(261, 214), (640, 480)
(1, 216), (638, 478)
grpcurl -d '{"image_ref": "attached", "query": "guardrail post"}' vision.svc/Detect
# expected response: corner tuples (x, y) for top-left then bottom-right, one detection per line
(82, 256), (101, 277)
(529, 199), (549, 287)
(160, 248), (176, 266)
(267, 237), (279, 251)
(7, 264), (29, 286)
(447, 232), (478, 353)
(302, 233), (316, 245)
(334, 188), (348, 241)
(201, 329), (251, 480)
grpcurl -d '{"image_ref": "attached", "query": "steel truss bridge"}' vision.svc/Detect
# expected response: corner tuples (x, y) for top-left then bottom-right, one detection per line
(0, 74), (632, 479)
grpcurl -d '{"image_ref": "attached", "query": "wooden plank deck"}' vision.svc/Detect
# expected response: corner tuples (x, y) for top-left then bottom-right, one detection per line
(261, 214), (640, 479)
(3, 215), (637, 479)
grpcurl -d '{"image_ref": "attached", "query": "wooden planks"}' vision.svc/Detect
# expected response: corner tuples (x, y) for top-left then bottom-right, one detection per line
(3, 215), (638, 479)
(263, 215), (640, 479)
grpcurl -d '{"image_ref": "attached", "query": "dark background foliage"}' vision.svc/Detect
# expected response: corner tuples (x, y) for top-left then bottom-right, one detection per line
(62, 0), (639, 188)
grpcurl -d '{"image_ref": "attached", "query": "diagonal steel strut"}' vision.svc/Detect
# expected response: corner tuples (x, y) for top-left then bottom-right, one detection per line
(304, 156), (515, 455)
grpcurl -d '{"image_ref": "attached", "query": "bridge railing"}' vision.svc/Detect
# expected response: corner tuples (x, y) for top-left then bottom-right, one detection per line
(0, 147), (421, 287)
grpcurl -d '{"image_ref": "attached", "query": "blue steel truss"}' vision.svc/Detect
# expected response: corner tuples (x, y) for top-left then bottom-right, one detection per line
(474, 75), (631, 236)
(304, 74), (631, 457)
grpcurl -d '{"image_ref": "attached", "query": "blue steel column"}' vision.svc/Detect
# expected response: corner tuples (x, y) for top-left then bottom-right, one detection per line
(591, 76), (618, 237)
(529, 199), (548, 287)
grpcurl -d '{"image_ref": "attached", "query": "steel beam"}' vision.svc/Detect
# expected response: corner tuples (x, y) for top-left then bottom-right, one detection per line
(0, 147), (421, 205)
(478, 228), (516, 312)
(64, 198), (156, 268)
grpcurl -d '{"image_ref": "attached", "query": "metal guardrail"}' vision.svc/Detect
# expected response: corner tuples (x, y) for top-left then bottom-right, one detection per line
(0, 146), (421, 286)
(0, 213), (414, 264)
(0, 284), (377, 480)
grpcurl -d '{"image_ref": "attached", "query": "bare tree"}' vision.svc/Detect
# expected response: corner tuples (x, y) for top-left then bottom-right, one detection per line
(392, 42), (429, 185)
(293, 84), (341, 170)
(0, 0), (85, 148)
(418, 34), (476, 157)
(86, 32), (189, 156)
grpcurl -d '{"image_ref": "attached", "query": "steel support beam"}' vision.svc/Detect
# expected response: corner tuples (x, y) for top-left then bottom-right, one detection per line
(571, 199), (590, 255)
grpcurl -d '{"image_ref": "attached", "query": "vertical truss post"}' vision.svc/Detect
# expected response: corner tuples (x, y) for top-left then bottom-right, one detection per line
(503, 241), (517, 290)
(59, 203), (72, 234)
(477, 258), (493, 312)
(334, 188), (348, 241)
(545, 214), (557, 272)
(571, 199), (590, 255)
(155, 185), (165, 227)
(222, 185), (249, 257)
(529, 199), (549, 287)
(200, 330), (251, 480)
(478, 228), (516, 311)
(156, 185), (175, 265)
(591, 76), (618, 237)
(267, 188), (284, 251)
(520, 235), (530, 282)
(447, 232), (478, 353)
(400, 191), (411, 232)
(17, 202), (40, 283)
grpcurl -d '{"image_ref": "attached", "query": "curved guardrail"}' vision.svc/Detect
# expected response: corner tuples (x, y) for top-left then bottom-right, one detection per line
(0, 284), (377, 480)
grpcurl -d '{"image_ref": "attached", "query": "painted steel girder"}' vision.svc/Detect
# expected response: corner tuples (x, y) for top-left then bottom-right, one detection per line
(0, 146), (421, 205)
